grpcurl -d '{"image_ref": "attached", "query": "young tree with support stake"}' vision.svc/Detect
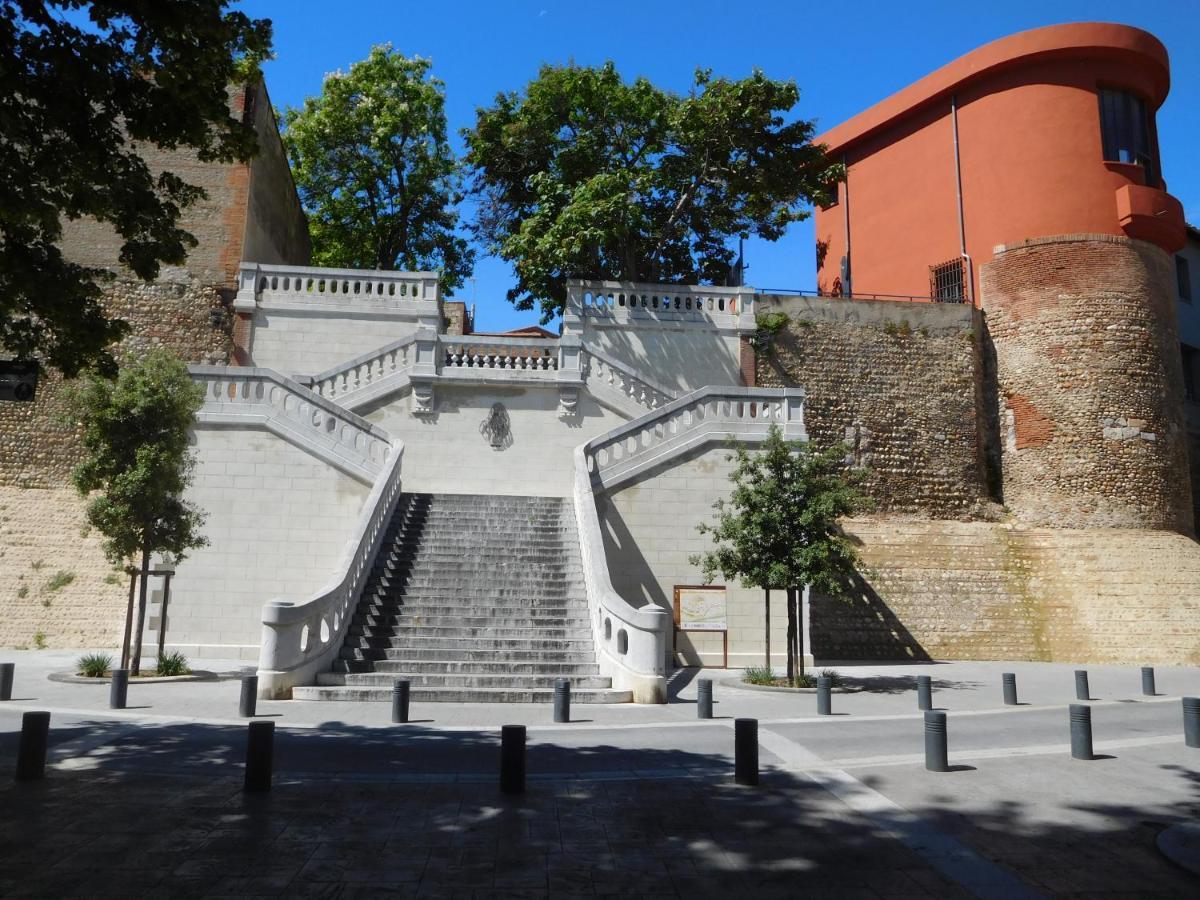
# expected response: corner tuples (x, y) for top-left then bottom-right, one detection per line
(64, 350), (207, 675)
(691, 425), (870, 684)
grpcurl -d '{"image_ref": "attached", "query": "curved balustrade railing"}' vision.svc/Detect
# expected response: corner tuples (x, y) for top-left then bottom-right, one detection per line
(256, 442), (405, 699)
(190, 366), (391, 484)
(573, 386), (805, 702)
(581, 347), (676, 416)
(302, 335), (417, 406)
(584, 386), (805, 491)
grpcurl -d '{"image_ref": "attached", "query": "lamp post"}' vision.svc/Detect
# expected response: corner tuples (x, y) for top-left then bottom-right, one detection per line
(151, 555), (176, 663)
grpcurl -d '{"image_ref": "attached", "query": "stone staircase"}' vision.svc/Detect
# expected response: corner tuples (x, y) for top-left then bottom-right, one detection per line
(292, 493), (631, 703)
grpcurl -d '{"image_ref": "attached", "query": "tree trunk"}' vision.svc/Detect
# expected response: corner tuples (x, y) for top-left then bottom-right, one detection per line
(764, 588), (770, 670)
(796, 586), (806, 681)
(130, 545), (150, 676)
(786, 587), (797, 685)
(156, 575), (172, 662)
(120, 566), (137, 671)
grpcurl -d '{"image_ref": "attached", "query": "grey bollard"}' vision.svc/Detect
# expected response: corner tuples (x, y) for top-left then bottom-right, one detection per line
(553, 678), (570, 724)
(1002, 672), (1018, 706)
(1184, 697), (1200, 749)
(392, 679), (410, 724)
(109, 668), (128, 709)
(816, 676), (832, 716)
(500, 724), (526, 794)
(1075, 669), (1090, 701)
(916, 675), (932, 711)
(239, 675), (258, 718)
(924, 710), (948, 772)
(734, 718), (759, 786)
(0, 662), (13, 701)
(697, 678), (713, 719)
(1070, 704), (1094, 760)
(15, 711), (50, 781)
(1141, 667), (1156, 697)
(243, 720), (274, 792)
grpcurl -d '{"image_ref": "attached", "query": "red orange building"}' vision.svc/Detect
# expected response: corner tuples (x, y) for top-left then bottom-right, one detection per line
(814, 22), (1187, 303)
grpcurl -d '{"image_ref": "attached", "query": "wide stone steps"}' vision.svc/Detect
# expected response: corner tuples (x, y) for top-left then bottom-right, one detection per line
(308, 492), (612, 703)
(316, 671), (614, 690)
(292, 684), (631, 704)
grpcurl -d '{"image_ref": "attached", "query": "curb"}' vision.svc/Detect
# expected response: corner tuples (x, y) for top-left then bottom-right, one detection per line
(49, 670), (220, 685)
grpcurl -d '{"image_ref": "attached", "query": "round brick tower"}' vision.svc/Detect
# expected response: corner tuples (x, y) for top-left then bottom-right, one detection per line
(981, 234), (1192, 531)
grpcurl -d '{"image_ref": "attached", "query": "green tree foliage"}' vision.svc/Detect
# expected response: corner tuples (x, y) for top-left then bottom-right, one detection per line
(465, 63), (840, 321)
(65, 349), (207, 673)
(0, 1), (273, 376)
(691, 425), (870, 680)
(283, 46), (473, 293)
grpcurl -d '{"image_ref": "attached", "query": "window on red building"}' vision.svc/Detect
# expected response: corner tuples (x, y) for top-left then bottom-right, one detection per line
(1098, 88), (1160, 187)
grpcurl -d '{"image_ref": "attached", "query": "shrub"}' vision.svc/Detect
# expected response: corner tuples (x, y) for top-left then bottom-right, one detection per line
(742, 665), (777, 686)
(77, 652), (113, 678)
(30, 559), (45, 571)
(45, 570), (75, 592)
(33, 631), (47, 650)
(103, 572), (120, 585)
(16, 585), (28, 599)
(156, 651), (191, 677)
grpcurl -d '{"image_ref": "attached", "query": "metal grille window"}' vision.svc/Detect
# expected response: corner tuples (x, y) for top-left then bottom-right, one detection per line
(1098, 88), (1160, 187)
(1182, 344), (1198, 403)
(1178, 255), (1193, 303)
(929, 257), (965, 303)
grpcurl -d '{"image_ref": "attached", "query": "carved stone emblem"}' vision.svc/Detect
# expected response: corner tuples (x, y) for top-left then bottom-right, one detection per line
(480, 402), (512, 450)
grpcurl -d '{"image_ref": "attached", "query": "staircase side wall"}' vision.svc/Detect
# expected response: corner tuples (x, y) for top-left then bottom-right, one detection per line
(248, 308), (421, 377)
(580, 319), (744, 393)
(364, 383), (627, 497)
(163, 426), (371, 659)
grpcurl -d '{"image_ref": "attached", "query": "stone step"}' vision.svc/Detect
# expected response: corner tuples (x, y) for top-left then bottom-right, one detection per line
(351, 613), (591, 630)
(336, 647), (598, 667)
(292, 685), (632, 704)
(357, 659), (602, 676)
(317, 672), (614, 690)
(351, 623), (587, 640)
(357, 603), (587, 618)
(341, 635), (595, 653)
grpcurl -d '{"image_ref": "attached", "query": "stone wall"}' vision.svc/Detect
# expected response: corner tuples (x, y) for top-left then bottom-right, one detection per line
(0, 280), (233, 488)
(0, 486), (129, 650)
(815, 517), (1200, 666)
(248, 305), (421, 376)
(981, 235), (1193, 531)
(754, 293), (988, 518)
(580, 319), (744, 394)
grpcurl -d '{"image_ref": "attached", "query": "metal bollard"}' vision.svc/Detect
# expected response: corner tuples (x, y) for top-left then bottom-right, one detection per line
(816, 676), (832, 716)
(553, 678), (570, 724)
(109, 668), (128, 709)
(0, 662), (14, 701)
(15, 711), (51, 781)
(500, 724), (526, 794)
(1070, 704), (1094, 760)
(734, 718), (759, 786)
(1002, 672), (1018, 706)
(1141, 667), (1156, 697)
(916, 675), (932, 711)
(392, 679), (410, 724)
(239, 675), (258, 718)
(1184, 697), (1200, 749)
(924, 710), (948, 772)
(1074, 669), (1090, 701)
(697, 678), (713, 719)
(243, 720), (274, 792)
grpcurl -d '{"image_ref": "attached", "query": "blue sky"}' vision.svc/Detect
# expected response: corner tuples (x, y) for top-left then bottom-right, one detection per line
(237, 0), (1200, 331)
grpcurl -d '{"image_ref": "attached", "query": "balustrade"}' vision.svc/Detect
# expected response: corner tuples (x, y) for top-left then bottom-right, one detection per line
(239, 263), (439, 307)
(580, 348), (675, 414)
(567, 279), (753, 329)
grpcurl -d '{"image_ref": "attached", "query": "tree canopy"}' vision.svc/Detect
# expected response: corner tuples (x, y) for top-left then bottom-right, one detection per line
(0, 0), (273, 376)
(282, 46), (473, 293)
(464, 63), (839, 320)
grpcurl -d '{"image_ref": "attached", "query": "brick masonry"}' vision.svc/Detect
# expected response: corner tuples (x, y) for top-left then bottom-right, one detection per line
(981, 235), (1194, 531)
(754, 293), (988, 518)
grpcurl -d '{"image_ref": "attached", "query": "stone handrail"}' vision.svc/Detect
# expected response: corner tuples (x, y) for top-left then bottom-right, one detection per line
(581, 346), (676, 416)
(237, 262), (440, 309)
(573, 385), (806, 702)
(301, 335), (418, 407)
(442, 334), (561, 378)
(256, 442), (406, 699)
(190, 366), (391, 484)
(567, 278), (756, 332)
(584, 385), (806, 491)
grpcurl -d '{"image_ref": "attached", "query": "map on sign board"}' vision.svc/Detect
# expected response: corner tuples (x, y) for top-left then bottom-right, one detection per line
(676, 587), (727, 631)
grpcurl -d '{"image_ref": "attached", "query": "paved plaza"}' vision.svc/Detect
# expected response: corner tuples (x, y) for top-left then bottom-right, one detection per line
(1, 654), (1198, 898)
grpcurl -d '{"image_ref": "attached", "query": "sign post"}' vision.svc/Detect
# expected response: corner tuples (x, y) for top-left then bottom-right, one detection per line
(673, 586), (729, 668)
